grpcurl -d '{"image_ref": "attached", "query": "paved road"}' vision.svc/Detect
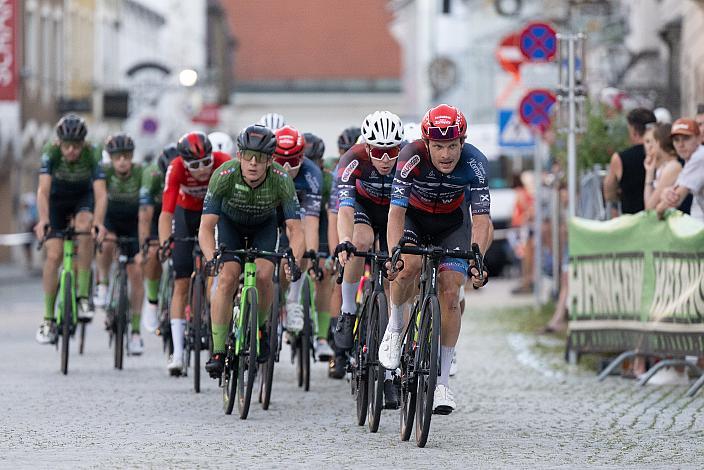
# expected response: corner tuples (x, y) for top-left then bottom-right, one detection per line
(1, 267), (703, 468)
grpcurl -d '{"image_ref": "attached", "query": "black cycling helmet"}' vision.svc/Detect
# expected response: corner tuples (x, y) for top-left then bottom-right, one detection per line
(157, 143), (179, 174)
(104, 133), (135, 155)
(303, 132), (326, 161)
(237, 124), (277, 154)
(56, 114), (87, 142)
(177, 131), (212, 162)
(338, 126), (361, 152)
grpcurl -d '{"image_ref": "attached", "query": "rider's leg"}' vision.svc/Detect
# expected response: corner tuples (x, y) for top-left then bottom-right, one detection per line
(95, 231), (116, 289)
(340, 223), (373, 314)
(74, 211), (93, 299)
(210, 261), (241, 353)
(42, 238), (63, 320)
(255, 259), (274, 328)
(437, 269), (465, 387)
(126, 260), (144, 333)
(143, 244), (161, 304)
(388, 252), (421, 332)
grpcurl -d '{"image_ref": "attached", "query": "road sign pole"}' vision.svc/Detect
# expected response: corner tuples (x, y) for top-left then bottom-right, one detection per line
(567, 35), (577, 219)
(533, 137), (544, 308)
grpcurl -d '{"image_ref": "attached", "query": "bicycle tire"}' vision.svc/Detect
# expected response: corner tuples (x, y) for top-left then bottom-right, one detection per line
(222, 329), (238, 415)
(60, 272), (73, 375)
(260, 282), (280, 410)
(367, 292), (388, 433)
(79, 321), (87, 355)
(301, 276), (312, 392)
(415, 295), (440, 448)
(158, 263), (174, 355)
(192, 275), (205, 393)
(114, 272), (128, 370)
(400, 298), (419, 441)
(355, 305), (369, 427)
(237, 288), (258, 419)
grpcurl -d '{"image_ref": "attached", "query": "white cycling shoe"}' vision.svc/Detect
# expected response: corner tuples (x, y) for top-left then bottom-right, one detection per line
(315, 339), (335, 361)
(142, 302), (159, 333)
(378, 327), (403, 370)
(433, 384), (456, 415)
(129, 334), (144, 356)
(285, 302), (304, 332)
(93, 284), (108, 309)
(167, 355), (183, 376)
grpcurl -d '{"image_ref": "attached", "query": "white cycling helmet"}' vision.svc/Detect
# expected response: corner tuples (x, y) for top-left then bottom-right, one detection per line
(361, 111), (404, 148)
(402, 122), (422, 142)
(208, 131), (234, 155)
(258, 112), (286, 130)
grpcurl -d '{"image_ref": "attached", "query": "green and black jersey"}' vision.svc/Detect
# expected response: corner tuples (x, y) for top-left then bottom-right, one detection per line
(39, 143), (105, 197)
(104, 164), (144, 220)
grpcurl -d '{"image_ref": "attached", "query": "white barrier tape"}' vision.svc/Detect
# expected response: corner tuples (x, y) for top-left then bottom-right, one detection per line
(0, 232), (34, 246)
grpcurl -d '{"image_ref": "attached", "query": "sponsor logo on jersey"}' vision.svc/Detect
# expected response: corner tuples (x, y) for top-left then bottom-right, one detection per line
(341, 160), (359, 182)
(219, 167), (236, 176)
(180, 184), (208, 198)
(427, 170), (436, 178)
(339, 189), (350, 199)
(469, 159), (486, 185)
(480, 194), (490, 202)
(400, 154), (421, 178)
(304, 171), (320, 193)
(393, 187), (406, 198)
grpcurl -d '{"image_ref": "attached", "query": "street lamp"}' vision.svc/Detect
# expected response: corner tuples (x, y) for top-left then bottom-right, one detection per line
(179, 69), (198, 87)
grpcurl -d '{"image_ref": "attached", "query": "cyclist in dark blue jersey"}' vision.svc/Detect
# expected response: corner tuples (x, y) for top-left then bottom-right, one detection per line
(380, 104), (493, 414)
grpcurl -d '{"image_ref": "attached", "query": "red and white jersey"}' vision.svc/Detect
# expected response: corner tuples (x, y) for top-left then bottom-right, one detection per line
(162, 151), (231, 213)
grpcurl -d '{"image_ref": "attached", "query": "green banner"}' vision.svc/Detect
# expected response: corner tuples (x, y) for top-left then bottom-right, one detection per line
(568, 211), (704, 355)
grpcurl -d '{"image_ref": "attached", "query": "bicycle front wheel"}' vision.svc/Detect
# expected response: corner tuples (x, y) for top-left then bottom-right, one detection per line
(367, 292), (388, 432)
(114, 274), (128, 370)
(60, 272), (73, 375)
(355, 307), (369, 427)
(260, 282), (280, 410)
(415, 295), (440, 448)
(222, 327), (238, 415)
(400, 298), (420, 441)
(237, 288), (258, 419)
(191, 275), (205, 393)
(300, 276), (312, 392)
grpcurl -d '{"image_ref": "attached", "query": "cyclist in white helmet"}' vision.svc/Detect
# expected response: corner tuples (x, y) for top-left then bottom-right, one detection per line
(258, 112), (287, 131)
(333, 110), (404, 408)
(402, 121), (422, 144)
(208, 131), (234, 156)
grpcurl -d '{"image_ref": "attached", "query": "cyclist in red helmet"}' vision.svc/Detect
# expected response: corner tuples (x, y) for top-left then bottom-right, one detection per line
(158, 131), (231, 375)
(381, 104), (493, 414)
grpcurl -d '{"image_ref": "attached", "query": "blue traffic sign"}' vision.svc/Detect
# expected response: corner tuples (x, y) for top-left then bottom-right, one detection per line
(498, 109), (535, 148)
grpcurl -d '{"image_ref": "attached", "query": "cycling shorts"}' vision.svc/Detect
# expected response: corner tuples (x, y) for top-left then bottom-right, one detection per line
(48, 191), (94, 236)
(217, 215), (278, 266)
(353, 199), (389, 254)
(402, 203), (471, 276)
(173, 206), (201, 279)
(104, 213), (139, 261)
(149, 204), (161, 240)
(318, 209), (329, 254)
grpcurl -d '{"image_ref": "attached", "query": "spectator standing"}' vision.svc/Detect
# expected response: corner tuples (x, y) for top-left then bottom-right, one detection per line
(603, 108), (657, 217)
(644, 123), (689, 212)
(657, 118), (704, 222)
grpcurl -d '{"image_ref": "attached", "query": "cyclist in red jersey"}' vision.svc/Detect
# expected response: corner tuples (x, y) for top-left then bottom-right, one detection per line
(158, 131), (231, 375)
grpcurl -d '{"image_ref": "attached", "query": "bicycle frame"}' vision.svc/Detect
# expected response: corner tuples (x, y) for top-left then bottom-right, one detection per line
(235, 259), (259, 356)
(56, 238), (77, 326)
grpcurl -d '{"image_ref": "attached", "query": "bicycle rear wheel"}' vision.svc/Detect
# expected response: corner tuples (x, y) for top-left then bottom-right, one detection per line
(415, 296), (440, 448)
(60, 272), (73, 375)
(400, 298), (419, 441)
(237, 289), (258, 419)
(301, 276), (312, 392)
(191, 275), (205, 393)
(260, 282), (280, 410)
(367, 292), (388, 433)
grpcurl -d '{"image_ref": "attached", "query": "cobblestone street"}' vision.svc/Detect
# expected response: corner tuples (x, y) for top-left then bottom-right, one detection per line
(1, 268), (703, 468)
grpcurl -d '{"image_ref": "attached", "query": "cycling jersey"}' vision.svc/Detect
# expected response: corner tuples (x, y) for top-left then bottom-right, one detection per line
(337, 143), (394, 208)
(161, 151), (230, 214)
(391, 140), (491, 216)
(293, 157), (323, 217)
(328, 164), (340, 215)
(40, 143), (105, 196)
(139, 162), (164, 208)
(105, 164), (143, 220)
(203, 160), (301, 225)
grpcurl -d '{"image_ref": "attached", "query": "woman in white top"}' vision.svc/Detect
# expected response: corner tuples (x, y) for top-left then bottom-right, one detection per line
(644, 123), (682, 210)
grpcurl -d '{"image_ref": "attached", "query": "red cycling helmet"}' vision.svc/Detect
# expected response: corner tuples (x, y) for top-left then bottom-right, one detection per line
(177, 131), (212, 161)
(421, 104), (467, 141)
(273, 125), (306, 169)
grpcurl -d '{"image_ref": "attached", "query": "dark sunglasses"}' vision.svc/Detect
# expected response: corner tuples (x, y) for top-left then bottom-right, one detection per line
(240, 150), (271, 164)
(426, 124), (461, 141)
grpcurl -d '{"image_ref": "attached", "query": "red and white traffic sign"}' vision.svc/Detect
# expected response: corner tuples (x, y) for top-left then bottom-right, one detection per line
(519, 22), (557, 62)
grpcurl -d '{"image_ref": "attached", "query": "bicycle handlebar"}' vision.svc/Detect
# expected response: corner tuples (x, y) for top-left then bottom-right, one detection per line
(36, 226), (96, 251)
(213, 244), (300, 281)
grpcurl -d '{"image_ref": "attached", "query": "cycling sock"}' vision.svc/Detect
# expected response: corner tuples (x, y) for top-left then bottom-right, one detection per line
(286, 277), (304, 304)
(131, 312), (141, 333)
(44, 293), (56, 321)
(385, 369), (393, 381)
(77, 269), (91, 298)
(146, 279), (159, 303)
(317, 310), (331, 339)
(389, 303), (404, 333)
(211, 323), (228, 353)
(171, 319), (186, 358)
(438, 346), (454, 387)
(341, 280), (359, 315)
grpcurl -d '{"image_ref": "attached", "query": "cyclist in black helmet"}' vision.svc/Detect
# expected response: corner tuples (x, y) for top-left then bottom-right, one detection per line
(35, 114), (107, 345)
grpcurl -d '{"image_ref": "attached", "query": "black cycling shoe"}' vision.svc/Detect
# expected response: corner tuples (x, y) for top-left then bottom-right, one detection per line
(205, 353), (225, 379)
(257, 328), (270, 364)
(384, 378), (400, 409)
(328, 353), (347, 379)
(333, 313), (355, 351)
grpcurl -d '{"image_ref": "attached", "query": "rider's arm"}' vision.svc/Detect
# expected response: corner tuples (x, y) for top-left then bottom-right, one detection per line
(198, 214), (219, 262)
(471, 214), (493, 254)
(335, 152), (359, 244)
(286, 218), (305, 264)
(36, 174), (51, 227)
(337, 206), (354, 243)
(387, 204), (406, 252)
(138, 205), (153, 247)
(159, 161), (180, 244)
(92, 179), (107, 226)
(303, 215), (319, 252)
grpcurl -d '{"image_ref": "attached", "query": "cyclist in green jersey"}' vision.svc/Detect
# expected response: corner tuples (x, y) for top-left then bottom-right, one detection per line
(35, 115), (107, 344)
(94, 134), (146, 354)
(200, 124), (305, 377)
(138, 143), (179, 332)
